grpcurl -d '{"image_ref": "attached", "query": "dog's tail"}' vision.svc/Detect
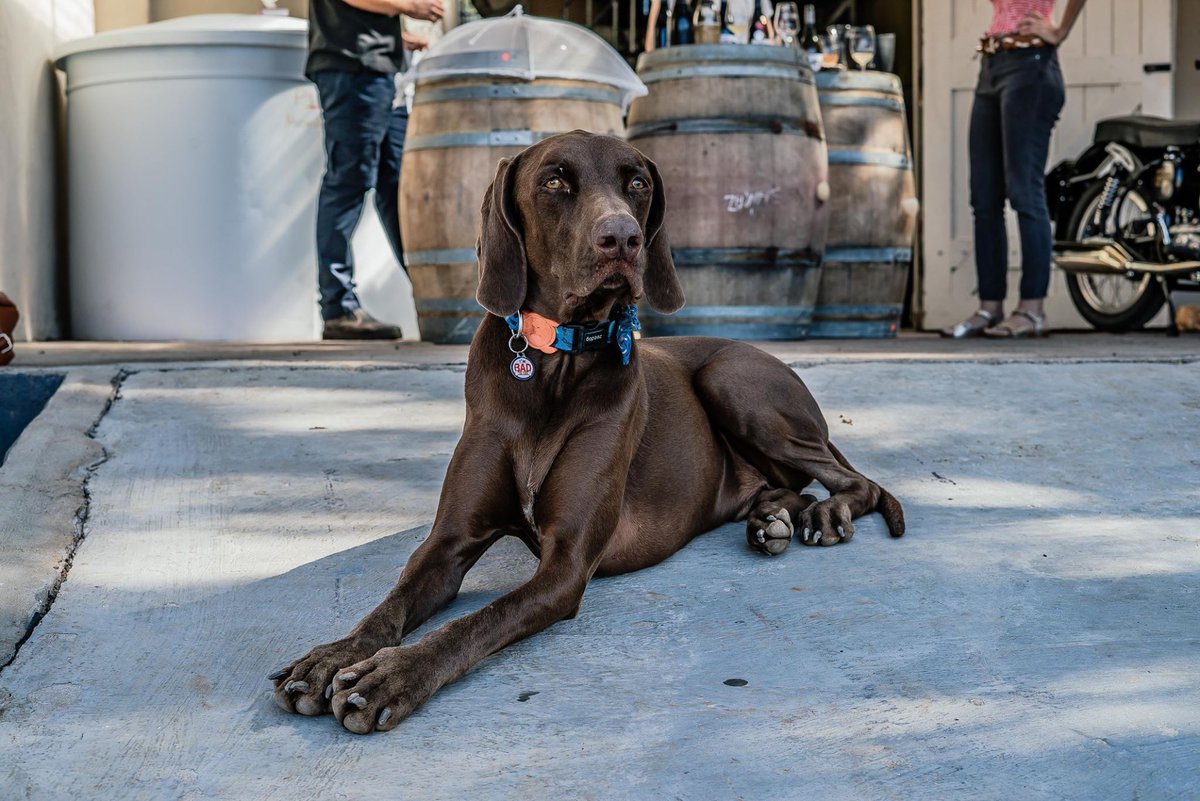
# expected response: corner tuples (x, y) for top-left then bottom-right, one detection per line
(828, 441), (905, 538)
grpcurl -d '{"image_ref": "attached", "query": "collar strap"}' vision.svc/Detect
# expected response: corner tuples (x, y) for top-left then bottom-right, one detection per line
(504, 305), (640, 365)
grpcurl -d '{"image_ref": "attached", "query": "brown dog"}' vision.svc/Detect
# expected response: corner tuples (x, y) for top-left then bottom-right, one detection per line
(271, 131), (904, 733)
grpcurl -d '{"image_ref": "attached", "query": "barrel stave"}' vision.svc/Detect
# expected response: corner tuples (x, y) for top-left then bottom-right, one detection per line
(810, 70), (915, 339)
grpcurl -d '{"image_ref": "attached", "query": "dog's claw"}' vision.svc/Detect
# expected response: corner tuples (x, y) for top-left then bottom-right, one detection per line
(766, 514), (777, 522)
(267, 667), (289, 681)
(347, 693), (368, 709)
(378, 709), (392, 727)
(285, 680), (309, 693)
(325, 685), (333, 700)
(756, 530), (766, 543)
(337, 672), (358, 683)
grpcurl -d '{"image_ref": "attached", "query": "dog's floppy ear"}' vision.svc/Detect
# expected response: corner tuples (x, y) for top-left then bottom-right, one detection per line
(476, 155), (527, 317)
(641, 157), (684, 314)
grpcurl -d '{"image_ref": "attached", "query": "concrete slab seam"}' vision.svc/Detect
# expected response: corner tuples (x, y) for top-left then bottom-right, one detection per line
(102, 361), (470, 377)
(783, 356), (1200, 369)
(0, 368), (131, 674)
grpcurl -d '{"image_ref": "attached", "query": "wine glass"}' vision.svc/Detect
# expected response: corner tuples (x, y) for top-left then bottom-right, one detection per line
(850, 24), (876, 70)
(827, 25), (849, 68)
(773, 1), (800, 47)
(820, 28), (842, 69)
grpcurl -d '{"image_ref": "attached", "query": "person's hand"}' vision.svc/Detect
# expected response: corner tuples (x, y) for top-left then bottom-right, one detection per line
(402, 31), (430, 51)
(404, 0), (445, 22)
(1018, 11), (1063, 44)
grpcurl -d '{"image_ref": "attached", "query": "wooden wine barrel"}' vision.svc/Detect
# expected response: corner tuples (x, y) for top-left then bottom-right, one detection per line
(627, 44), (829, 339)
(400, 77), (624, 343)
(809, 70), (918, 338)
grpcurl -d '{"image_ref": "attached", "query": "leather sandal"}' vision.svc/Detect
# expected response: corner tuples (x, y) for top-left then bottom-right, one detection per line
(940, 309), (998, 338)
(984, 308), (1049, 338)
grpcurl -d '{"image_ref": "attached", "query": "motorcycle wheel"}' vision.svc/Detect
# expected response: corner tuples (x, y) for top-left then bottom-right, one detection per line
(1063, 181), (1164, 332)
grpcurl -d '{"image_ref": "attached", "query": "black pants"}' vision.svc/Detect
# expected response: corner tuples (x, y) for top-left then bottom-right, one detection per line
(969, 47), (1065, 302)
(312, 69), (408, 321)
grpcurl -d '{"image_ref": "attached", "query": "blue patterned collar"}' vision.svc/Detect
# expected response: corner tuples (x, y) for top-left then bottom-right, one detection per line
(504, 305), (640, 366)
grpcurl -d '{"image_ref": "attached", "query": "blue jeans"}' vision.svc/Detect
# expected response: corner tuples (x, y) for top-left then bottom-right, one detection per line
(312, 69), (408, 321)
(969, 47), (1065, 302)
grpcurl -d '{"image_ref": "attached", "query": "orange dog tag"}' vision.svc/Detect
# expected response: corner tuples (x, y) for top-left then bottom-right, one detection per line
(522, 312), (559, 354)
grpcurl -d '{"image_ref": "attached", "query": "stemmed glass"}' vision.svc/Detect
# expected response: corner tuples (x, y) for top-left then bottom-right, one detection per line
(773, 2), (801, 47)
(850, 24), (876, 70)
(820, 27), (842, 69)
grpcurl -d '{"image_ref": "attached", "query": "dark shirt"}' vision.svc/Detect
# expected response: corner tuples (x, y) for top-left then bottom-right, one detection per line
(307, 0), (406, 77)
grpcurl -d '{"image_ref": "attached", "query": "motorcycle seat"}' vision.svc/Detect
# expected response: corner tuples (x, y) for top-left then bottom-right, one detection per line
(1094, 115), (1200, 148)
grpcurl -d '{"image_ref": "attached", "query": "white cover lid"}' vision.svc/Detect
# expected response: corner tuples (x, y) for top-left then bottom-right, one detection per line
(55, 14), (306, 67)
(407, 6), (646, 110)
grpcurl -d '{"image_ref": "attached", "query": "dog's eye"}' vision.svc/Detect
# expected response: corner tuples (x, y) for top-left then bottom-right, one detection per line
(544, 177), (565, 191)
(629, 177), (648, 191)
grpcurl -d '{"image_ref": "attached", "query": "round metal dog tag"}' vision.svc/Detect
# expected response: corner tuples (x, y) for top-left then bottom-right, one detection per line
(510, 354), (535, 381)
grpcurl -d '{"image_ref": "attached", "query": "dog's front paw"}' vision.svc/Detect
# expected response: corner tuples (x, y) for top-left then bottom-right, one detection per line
(798, 498), (854, 546)
(330, 646), (440, 734)
(269, 637), (375, 716)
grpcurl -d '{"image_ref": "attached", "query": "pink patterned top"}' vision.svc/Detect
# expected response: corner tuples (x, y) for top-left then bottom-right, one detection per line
(985, 0), (1055, 36)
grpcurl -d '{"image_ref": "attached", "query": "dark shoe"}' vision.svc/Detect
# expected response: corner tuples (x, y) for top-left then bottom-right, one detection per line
(323, 309), (403, 340)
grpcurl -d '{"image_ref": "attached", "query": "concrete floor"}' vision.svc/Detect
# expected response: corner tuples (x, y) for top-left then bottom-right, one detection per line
(1, 339), (1198, 800)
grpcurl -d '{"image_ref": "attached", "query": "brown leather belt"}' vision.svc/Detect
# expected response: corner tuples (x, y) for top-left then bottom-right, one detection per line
(977, 33), (1049, 55)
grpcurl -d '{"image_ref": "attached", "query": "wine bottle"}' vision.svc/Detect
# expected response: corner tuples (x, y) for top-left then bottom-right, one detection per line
(800, 4), (822, 70)
(672, 0), (694, 45)
(656, 0), (671, 48)
(718, 0), (737, 43)
(748, 0), (769, 44)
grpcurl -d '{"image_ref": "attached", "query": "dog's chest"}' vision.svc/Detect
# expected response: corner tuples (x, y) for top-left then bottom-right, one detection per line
(509, 423), (574, 538)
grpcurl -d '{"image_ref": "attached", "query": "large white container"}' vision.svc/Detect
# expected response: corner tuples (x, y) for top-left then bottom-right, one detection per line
(55, 14), (323, 341)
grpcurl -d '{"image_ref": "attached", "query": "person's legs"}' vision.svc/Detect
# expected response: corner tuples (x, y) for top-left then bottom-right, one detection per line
(985, 48), (1065, 336)
(1001, 49), (1065, 307)
(373, 104), (409, 270)
(313, 70), (396, 321)
(944, 58), (1006, 337)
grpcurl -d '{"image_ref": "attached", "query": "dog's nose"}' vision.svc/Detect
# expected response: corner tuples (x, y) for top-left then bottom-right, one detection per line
(593, 214), (643, 261)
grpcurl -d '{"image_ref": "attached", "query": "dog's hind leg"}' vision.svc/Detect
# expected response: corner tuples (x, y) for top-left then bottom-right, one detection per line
(693, 342), (904, 549)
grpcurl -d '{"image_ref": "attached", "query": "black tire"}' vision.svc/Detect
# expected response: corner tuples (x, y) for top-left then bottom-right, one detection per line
(1062, 181), (1164, 332)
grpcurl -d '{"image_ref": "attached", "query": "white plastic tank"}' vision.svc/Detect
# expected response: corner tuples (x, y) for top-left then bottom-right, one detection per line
(55, 14), (323, 341)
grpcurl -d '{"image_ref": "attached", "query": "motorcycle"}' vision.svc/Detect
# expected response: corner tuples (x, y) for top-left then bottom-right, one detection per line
(1048, 115), (1200, 335)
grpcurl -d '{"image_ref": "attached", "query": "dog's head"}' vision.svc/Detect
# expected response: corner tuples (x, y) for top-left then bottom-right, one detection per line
(475, 130), (684, 320)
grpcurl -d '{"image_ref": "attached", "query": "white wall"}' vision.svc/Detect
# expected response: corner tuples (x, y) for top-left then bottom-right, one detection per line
(0, 0), (94, 341)
(1175, 0), (1200, 119)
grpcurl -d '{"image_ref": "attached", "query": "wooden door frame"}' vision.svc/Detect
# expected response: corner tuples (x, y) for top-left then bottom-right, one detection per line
(910, 0), (925, 329)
